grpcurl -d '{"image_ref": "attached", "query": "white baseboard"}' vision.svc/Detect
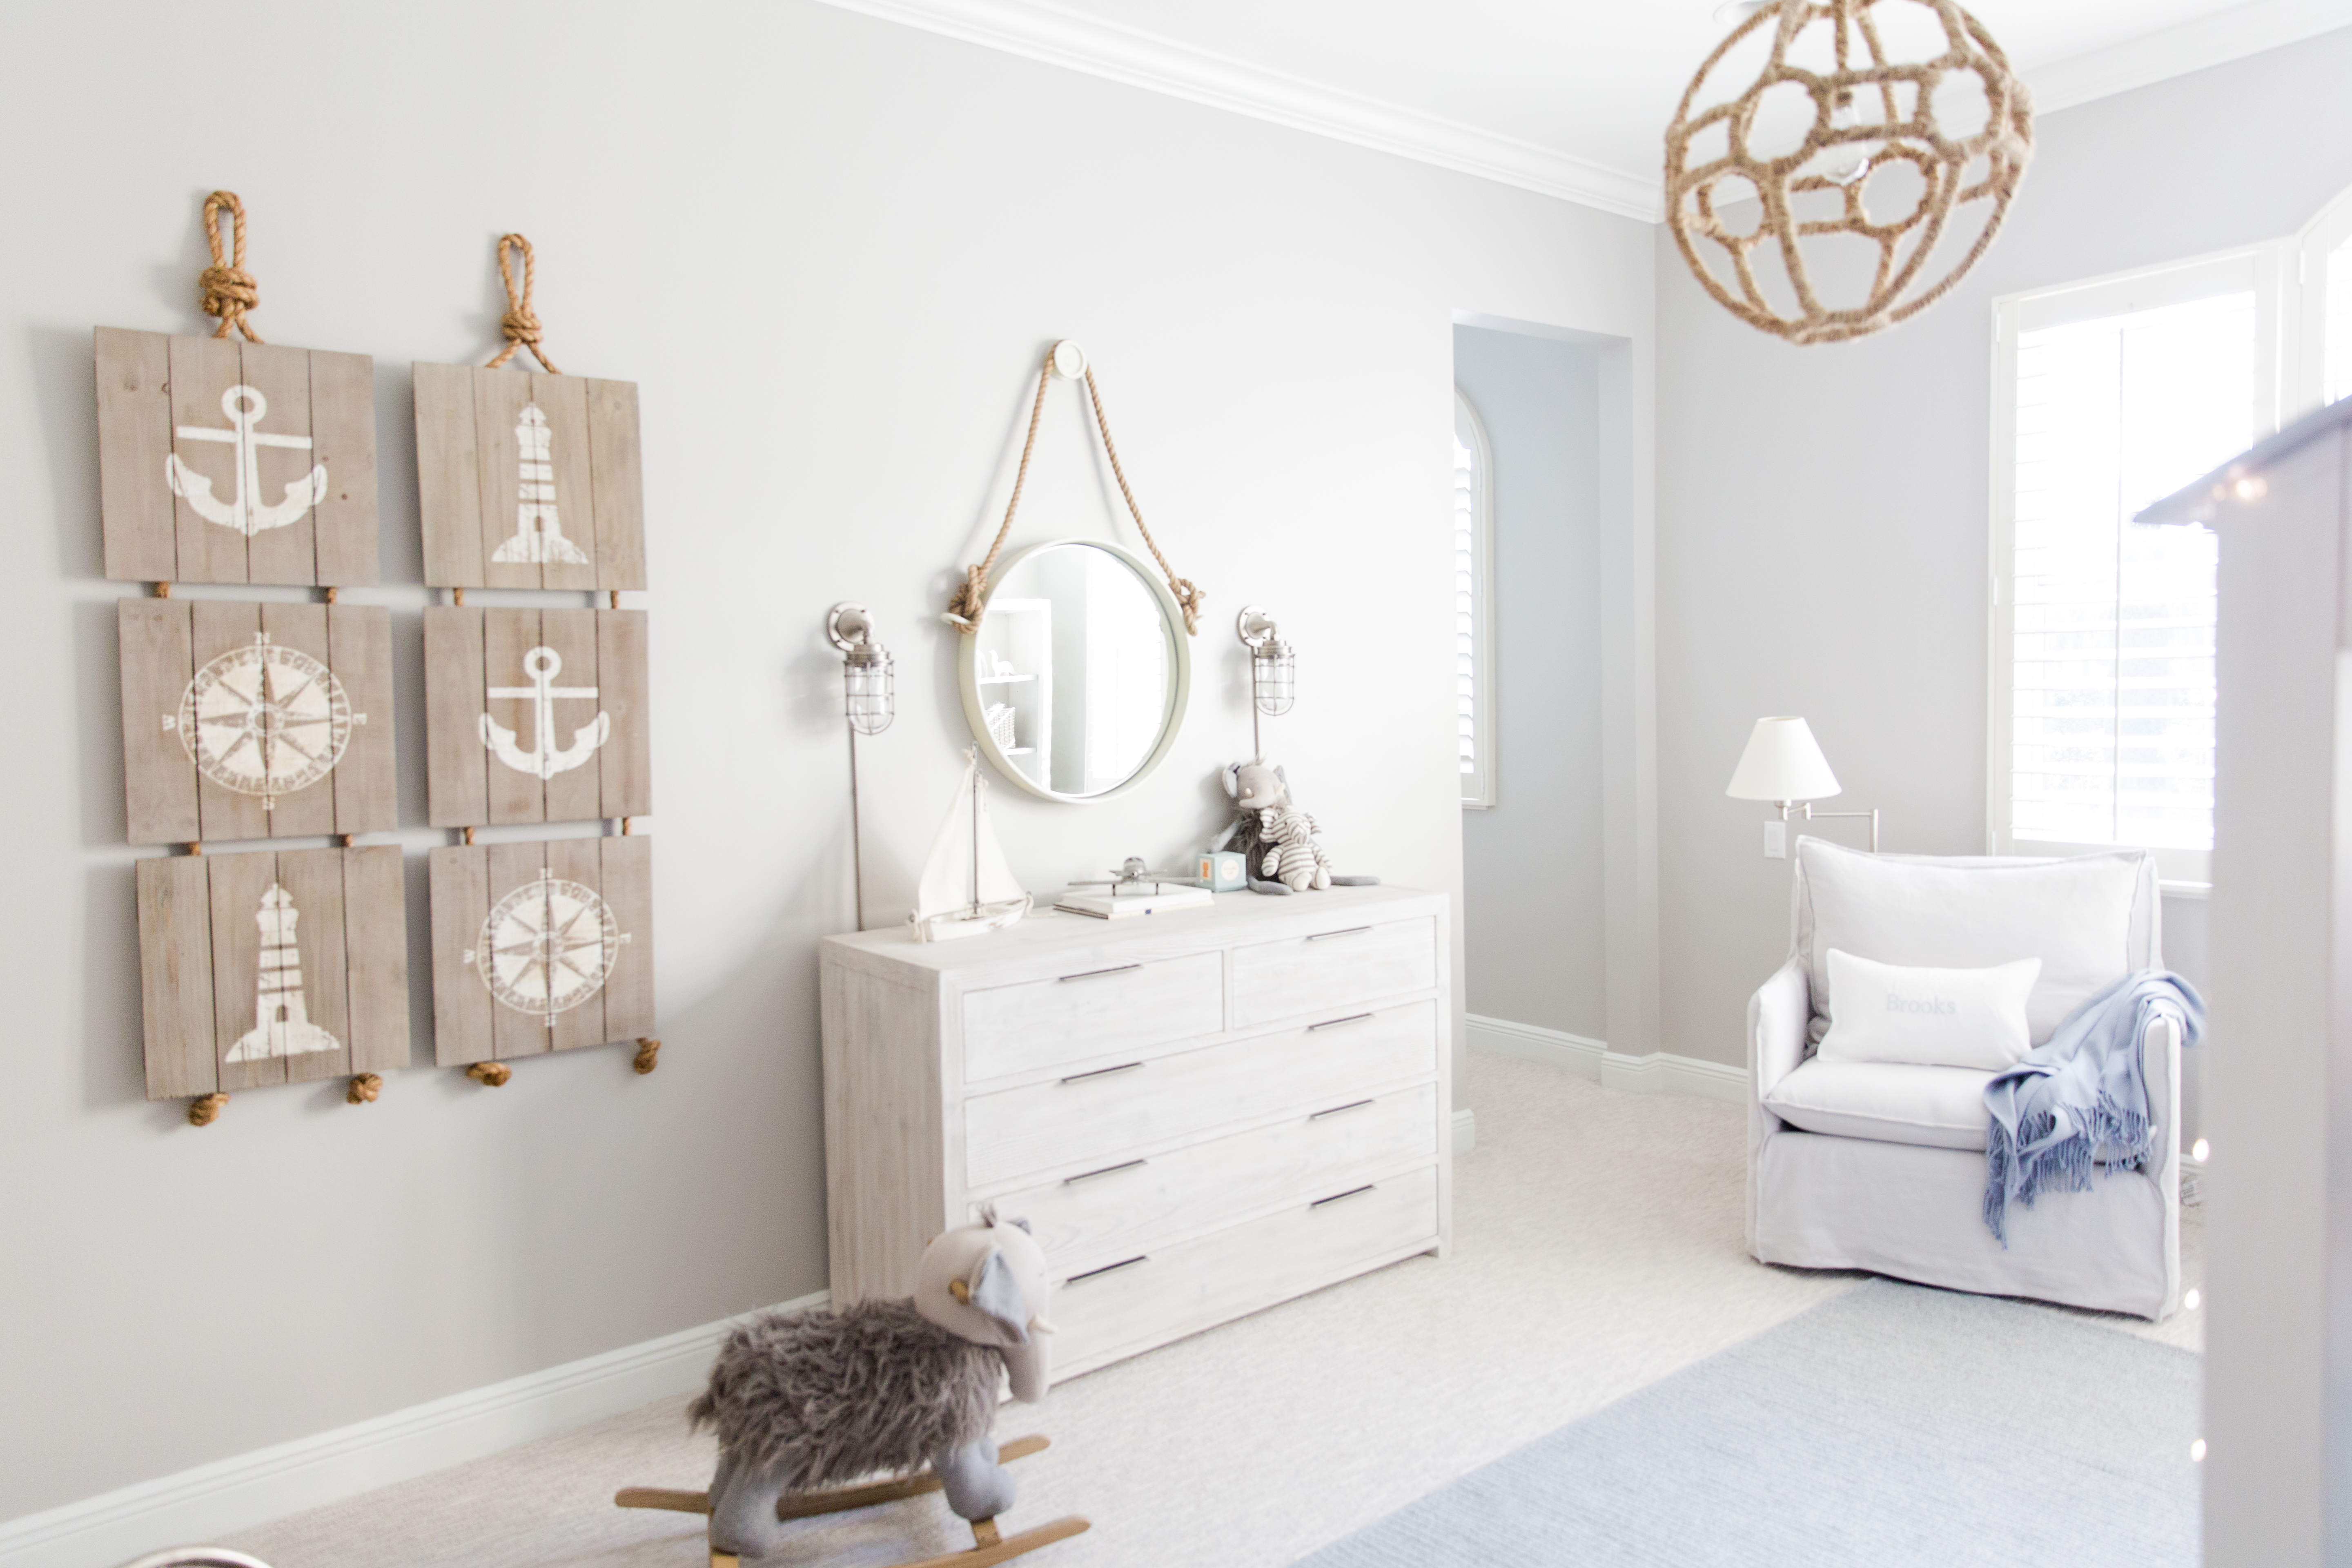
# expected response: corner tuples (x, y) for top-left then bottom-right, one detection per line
(1451, 1106), (1476, 1153)
(0, 1289), (828, 1568)
(1467, 1015), (1746, 1105)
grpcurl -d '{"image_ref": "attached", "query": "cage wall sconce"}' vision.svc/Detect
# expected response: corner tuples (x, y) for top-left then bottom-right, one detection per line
(828, 603), (894, 929)
(1236, 605), (1293, 760)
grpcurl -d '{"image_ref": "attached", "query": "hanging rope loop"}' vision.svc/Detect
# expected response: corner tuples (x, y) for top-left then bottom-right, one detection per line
(198, 191), (263, 343)
(945, 346), (1203, 635)
(487, 233), (561, 372)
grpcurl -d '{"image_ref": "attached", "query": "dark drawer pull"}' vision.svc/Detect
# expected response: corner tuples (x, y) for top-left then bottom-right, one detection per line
(1311, 1183), (1377, 1209)
(1310, 1098), (1375, 1121)
(1059, 1061), (1145, 1085)
(1064, 1158), (1147, 1185)
(1067, 1255), (1149, 1285)
(1308, 1012), (1374, 1032)
(1307, 926), (1374, 942)
(1058, 962), (1143, 983)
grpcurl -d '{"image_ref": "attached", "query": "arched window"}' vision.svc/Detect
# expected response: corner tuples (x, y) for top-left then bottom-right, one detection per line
(1454, 389), (1496, 809)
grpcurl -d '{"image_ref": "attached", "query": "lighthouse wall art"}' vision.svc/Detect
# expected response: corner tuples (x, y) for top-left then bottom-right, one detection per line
(94, 327), (379, 587)
(135, 846), (410, 1099)
(411, 362), (645, 591)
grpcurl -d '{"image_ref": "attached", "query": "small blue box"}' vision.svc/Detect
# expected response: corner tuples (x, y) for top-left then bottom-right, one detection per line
(1196, 850), (1248, 892)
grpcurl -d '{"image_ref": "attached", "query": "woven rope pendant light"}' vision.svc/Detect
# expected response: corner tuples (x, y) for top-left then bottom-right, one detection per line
(1664, 0), (2033, 345)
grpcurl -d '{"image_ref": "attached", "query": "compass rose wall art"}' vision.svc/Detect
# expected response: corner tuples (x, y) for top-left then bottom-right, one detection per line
(428, 837), (655, 1071)
(118, 598), (397, 844)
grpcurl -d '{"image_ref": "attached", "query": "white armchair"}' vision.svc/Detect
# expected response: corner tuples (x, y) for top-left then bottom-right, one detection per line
(1746, 838), (2182, 1320)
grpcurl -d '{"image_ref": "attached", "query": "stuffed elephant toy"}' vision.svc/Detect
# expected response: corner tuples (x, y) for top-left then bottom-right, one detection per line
(1212, 760), (1378, 893)
(691, 1209), (1056, 1558)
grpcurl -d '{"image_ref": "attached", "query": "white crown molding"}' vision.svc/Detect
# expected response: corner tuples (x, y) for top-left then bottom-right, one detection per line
(2028, 0), (2352, 114)
(0, 1290), (827, 1568)
(810, 0), (1665, 222)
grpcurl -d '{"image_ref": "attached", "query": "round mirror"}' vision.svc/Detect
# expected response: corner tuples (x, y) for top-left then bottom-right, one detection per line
(959, 539), (1192, 802)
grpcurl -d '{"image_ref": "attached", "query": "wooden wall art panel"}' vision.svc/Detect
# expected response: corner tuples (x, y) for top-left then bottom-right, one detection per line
(136, 845), (410, 1100)
(428, 835), (655, 1067)
(96, 327), (379, 586)
(118, 599), (396, 844)
(421, 606), (651, 827)
(412, 365), (645, 591)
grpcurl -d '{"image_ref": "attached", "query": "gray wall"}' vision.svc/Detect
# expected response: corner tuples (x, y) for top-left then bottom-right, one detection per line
(0, 0), (1657, 1522)
(1654, 29), (2352, 1089)
(1455, 327), (1606, 1040)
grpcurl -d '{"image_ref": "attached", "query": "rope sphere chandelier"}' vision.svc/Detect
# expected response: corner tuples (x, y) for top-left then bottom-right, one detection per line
(1664, 0), (2034, 345)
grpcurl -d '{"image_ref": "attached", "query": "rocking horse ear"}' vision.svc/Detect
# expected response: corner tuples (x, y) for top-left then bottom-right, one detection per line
(1222, 763), (1242, 800)
(966, 1250), (1031, 1346)
(1275, 765), (1290, 788)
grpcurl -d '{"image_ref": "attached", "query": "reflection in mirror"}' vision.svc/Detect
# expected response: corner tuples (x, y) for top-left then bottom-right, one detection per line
(973, 543), (1176, 797)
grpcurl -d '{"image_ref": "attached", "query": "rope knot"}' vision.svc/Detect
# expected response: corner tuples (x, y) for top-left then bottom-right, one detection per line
(198, 191), (264, 343)
(944, 565), (988, 633)
(1168, 578), (1205, 635)
(488, 233), (561, 372)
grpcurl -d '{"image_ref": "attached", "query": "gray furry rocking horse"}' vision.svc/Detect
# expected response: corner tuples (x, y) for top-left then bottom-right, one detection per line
(615, 1210), (1087, 1567)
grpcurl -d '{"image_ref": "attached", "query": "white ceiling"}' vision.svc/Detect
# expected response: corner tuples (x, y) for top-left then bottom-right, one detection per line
(821, 0), (2352, 218)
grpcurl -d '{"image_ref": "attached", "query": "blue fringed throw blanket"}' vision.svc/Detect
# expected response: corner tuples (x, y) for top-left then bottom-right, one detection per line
(1982, 970), (2204, 1244)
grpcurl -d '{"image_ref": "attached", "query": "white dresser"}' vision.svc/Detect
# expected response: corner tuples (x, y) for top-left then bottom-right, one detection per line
(820, 885), (1452, 1379)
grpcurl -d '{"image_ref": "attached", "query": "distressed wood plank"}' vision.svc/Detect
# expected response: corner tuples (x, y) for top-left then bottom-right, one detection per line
(120, 598), (199, 844)
(209, 849), (283, 1091)
(429, 845), (495, 1067)
(342, 844), (411, 1074)
(539, 608), (604, 824)
(327, 604), (397, 835)
(423, 606), (489, 828)
(471, 368), (541, 589)
(138, 855), (217, 1099)
(483, 608), (546, 824)
(96, 328), (179, 582)
(488, 839), (552, 1060)
(307, 349), (380, 586)
(236, 342), (318, 586)
(585, 378), (646, 590)
(273, 847), (352, 1083)
(414, 361), (484, 588)
(169, 334), (250, 584)
(534, 374), (597, 592)
(600, 834), (656, 1042)
(258, 601), (336, 837)
(189, 600), (269, 842)
(546, 835), (608, 1053)
(596, 609), (652, 817)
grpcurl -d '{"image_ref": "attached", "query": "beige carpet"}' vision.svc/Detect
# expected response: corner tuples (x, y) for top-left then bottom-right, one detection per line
(229, 1051), (2203, 1568)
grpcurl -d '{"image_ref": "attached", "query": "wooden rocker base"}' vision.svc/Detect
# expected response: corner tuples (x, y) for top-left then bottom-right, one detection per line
(615, 1434), (1087, 1567)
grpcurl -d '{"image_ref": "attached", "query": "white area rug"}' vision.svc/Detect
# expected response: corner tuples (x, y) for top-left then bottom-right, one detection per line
(228, 1052), (2201, 1568)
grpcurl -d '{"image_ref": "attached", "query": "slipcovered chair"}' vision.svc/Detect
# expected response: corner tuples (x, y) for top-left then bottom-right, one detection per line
(1747, 838), (2182, 1319)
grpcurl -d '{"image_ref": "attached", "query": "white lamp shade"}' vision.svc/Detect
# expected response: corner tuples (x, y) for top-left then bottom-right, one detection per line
(1726, 717), (1842, 802)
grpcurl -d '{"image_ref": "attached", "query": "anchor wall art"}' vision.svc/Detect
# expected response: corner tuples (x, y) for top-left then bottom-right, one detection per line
(428, 836), (655, 1067)
(118, 599), (397, 844)
(412, 364), (645, 591)
(420, 606), (651, 826)
(96, 328), (380, 586)
(137, 845), (410, 1099)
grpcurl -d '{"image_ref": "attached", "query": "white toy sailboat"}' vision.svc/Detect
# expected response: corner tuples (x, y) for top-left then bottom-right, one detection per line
(910, 750), (1032, 943)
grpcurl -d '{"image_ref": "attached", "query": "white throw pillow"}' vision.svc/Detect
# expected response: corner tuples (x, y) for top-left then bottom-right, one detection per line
(1815, 949), (2041, 1070)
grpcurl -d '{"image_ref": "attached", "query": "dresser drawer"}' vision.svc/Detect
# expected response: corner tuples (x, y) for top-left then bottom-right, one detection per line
(984, 1082), (1439, 1270)
(961, 950), (1224, 1083)
(1049, 1164), (1439, 1374)
(965, 998), (1439, 1189)
(1229, 915), (1437, 1028)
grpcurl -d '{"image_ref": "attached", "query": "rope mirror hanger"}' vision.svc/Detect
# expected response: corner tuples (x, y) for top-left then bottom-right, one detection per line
(1664, 0), (2034, 345)
(944, 341), (1203, 637)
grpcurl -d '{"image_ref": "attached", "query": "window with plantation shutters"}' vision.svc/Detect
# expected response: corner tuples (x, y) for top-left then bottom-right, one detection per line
(1454, 389), (1495, 808)
(1992, 247), (2283, 886)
